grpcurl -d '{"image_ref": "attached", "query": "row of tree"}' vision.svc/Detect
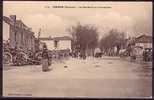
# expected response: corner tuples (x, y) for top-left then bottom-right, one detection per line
(68, 23), (127, 56)
(99, 29), (127, 55)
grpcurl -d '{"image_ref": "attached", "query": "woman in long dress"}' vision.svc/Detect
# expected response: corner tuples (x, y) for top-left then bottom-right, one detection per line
(42, 44), (49, 72)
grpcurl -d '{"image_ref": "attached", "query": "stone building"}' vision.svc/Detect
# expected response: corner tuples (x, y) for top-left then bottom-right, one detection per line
(3, 15), (36, 52)
(3, 16), (10, 41)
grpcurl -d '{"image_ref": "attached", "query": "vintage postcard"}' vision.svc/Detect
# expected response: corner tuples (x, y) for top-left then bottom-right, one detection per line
(2, 1), (152, 98)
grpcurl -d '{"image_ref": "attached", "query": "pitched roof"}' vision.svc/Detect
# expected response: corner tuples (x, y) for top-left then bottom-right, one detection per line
(15, 20), (29, 29)
(3, 16), (30, 29)
(135, 34), (152, 43)
(136, 34), (152, 39)
(3, 16), (12, 25)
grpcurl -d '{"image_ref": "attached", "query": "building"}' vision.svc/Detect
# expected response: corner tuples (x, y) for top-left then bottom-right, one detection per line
(3, 16), (10, 41)
(135, 34), (152, 49)
(40, 36), (72, 51)
(126, 34), (152, 57)
(3, 15), (36, 52)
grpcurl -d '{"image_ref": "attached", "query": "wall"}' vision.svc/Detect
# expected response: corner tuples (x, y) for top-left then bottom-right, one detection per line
(41, 40), (54, 50)
(136, 43), (152, 49)
(41, 40), (71, 51)
(59, 40), (71, 51)
(3, 16), (36, 53)
(3, 20), (10, 41)
(9, 25), (36, 52)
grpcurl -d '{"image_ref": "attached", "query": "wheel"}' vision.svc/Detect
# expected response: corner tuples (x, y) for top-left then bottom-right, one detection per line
(36, 52), (42, 60)
(15, 52), (28, 66)
(3, 52), (12, 65)
(35, 52), (42, 64)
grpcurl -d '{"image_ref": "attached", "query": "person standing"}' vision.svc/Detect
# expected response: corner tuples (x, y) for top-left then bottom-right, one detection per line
(42, 44), (50, 72)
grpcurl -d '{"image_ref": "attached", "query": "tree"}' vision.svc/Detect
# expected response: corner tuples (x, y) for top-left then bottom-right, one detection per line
(68, 23), (98, 56)
(99, 29), (127, 55)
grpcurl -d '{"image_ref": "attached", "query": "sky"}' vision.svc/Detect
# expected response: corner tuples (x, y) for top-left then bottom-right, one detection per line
(3, 1), (152, 39)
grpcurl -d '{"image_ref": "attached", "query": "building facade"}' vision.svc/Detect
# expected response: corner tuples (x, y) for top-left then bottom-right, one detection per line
(3, 15), (36, 52)
(40, 36), (72, 51)
(126, 34), (152, 57)
(3, 17), (10, 41)
(135, 35), (152, 49)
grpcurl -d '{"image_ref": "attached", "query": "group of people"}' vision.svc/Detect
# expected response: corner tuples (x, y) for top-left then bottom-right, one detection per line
(143, 48), (152, 62)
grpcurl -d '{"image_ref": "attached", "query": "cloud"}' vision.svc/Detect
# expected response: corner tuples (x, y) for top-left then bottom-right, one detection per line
(78, 12), (134, 38)
(22, 13), (68, 37)
(4, 1), (152, 39)
(21, 11), (136, 39)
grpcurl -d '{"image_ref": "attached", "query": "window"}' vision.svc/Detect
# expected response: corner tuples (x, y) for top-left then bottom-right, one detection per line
(14, 32), (16, 41)
(54, 40), (58, 48)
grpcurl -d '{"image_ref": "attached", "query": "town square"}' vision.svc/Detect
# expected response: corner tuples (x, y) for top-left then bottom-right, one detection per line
(2, 1), (152, 98)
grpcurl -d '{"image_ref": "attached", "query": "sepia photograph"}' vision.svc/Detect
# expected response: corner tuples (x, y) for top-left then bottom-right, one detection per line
(2, 1), (152, 98)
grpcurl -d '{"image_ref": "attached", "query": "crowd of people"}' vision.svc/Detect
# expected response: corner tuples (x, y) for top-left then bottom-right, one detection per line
(41, 43), (152, 72)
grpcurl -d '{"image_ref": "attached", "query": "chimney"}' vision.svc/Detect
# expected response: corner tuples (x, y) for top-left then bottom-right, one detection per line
(10, 15), (16, 24)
